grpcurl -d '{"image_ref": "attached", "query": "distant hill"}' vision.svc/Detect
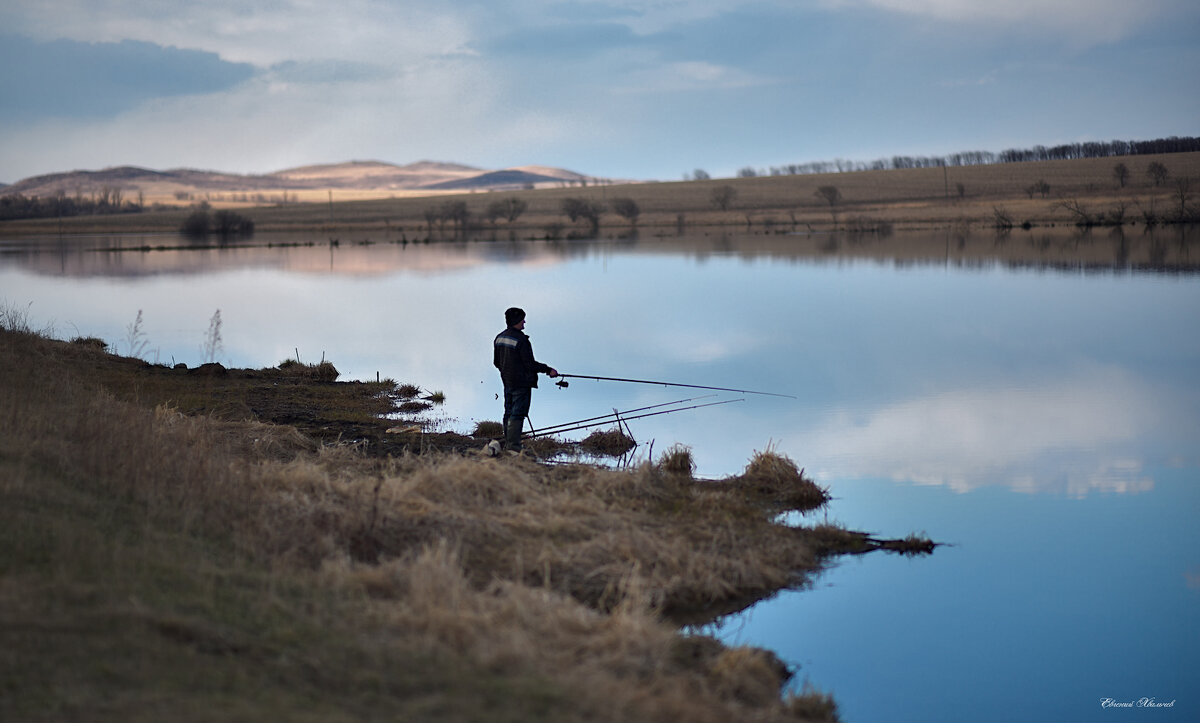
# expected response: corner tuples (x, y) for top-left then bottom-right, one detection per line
(424, 167), (587, 191)
(268, 160), (485, 189)
(2, 160), (605, 203)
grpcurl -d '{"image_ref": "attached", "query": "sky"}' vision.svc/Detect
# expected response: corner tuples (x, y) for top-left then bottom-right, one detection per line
(1, 0), (1198, 184)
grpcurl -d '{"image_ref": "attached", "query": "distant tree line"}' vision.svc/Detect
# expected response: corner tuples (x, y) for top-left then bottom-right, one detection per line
(0, 188), (144, 221)
(723, 135), (1200, 179)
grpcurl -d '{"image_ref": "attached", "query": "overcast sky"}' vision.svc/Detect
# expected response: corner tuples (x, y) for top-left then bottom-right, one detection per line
(1, 0), (1197, 184)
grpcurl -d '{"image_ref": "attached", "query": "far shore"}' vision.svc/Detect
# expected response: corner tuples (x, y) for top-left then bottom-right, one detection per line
(3, 152), (1198, 238)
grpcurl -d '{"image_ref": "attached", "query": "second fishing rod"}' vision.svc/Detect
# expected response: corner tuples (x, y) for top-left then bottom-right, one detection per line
(526, 394), (717, 437)
(524, 397), (745, 439)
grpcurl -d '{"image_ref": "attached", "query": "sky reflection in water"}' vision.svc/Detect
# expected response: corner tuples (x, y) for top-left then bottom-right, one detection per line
(4, 229), (1198, 720)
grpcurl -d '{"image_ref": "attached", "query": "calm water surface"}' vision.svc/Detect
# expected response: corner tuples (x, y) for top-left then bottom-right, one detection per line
(3, 227), (1198, 721)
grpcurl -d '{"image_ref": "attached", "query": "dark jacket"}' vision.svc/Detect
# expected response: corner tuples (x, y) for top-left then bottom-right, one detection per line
(494, 326), (550, 389)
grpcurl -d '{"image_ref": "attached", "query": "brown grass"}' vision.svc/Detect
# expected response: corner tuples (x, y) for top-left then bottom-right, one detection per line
(1, 327), (868, 722)
(580, 427), (637, 456)
(659, 443), (697, 477)
(712, 447), (831, 513)
(278, 357), (340, 381)
(471, 420), (504, 438)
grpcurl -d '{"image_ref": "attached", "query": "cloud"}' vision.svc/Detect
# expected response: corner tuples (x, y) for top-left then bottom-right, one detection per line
(0, 34), (255, 121)
(0, 0), (473, 66)
(822, 0), (1179, 43)
(267, 60), (395, 86)
(486, 20), (644, 57)
(613, 61), (775, 93)
(0, 50), (564, 178)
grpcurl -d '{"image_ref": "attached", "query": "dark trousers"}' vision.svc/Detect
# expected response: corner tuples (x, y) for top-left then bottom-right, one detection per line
(502, 386), (532, 450)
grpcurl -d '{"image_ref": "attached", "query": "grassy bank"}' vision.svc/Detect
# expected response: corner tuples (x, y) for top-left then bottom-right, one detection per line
(2, 321), (935, 721)
(3, 152), (1197, 238)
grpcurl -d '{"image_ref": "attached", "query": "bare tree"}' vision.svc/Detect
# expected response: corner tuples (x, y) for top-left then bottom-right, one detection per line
(423, 206), (441, 233)
(710, 185), (737, 211)
(1024, 180), (1050, 199)
(814, 185), (842, 226)
(561, 198), (604, 232)
(1147, 161), (1169, 186)
(692, 169), (711, 181)
(1113, 162), (1129, 189)
(1172, 178), (1193, 219)
(1058, 199), (1095, 226)
(484, 200), (505, 226)
(611, 197), (640, 226)
(439, 200), (470, 235)
(485, 197), (527, 226)
(814, 185), (841, 206)
(992, 206), (1014, 230)
(502, 198), (527, 223)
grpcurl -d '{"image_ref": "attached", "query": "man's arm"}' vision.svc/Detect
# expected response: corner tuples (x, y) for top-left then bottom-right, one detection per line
(521, 338), (557, 378)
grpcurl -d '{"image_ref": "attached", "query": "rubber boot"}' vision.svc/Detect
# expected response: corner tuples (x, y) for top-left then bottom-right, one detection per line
(504, 417), (524, 452)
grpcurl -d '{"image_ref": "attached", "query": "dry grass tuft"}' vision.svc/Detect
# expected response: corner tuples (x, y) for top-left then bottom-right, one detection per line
(580, 428), (637, 456)
(396, 400), (432, 413)
(875, 532), (938, 556)
(278, 358), (339, 381)
(786, 685), (841, 722)
(732, 448), (830, 512)
(395, 383), (422, 398)
(658, 444), (696, 477)
(709, 646), (792, 707)
(471, 420), (504, 438)
(70, 336), (108, 351)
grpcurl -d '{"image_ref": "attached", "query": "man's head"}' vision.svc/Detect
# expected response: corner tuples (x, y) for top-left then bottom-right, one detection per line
(505, 307), (526, 328)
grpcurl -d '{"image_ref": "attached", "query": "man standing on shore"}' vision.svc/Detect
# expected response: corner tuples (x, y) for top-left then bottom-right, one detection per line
(493, 307), (558, 453)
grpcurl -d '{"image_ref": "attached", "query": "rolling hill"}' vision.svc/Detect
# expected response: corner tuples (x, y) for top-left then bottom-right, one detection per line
(2, 160), (601, 205)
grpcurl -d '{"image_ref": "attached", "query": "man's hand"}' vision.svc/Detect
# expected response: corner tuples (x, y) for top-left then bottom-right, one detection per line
(548, 368), (559, 378)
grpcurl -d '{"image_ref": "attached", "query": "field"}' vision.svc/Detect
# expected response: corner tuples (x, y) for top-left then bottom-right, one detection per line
(3, 152), (1198, 237)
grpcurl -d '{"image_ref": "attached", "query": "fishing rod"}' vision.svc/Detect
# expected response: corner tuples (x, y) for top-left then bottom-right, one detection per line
(526, 398), (744, 438)
(554, 373), (796, 399)
(527, 394), (717, 437)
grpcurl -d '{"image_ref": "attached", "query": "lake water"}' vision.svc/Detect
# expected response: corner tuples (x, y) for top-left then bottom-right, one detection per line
(3, 226), (1198, 720)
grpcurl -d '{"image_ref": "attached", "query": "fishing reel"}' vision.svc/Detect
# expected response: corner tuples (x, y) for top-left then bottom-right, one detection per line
(555, 379), (570, 389)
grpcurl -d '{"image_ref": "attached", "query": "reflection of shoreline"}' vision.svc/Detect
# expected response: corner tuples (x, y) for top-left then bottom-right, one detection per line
(0, 238), (563, 278)
(2, 226), (1198, 278)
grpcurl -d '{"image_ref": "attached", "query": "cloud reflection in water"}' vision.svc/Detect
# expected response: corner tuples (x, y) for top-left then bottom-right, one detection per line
(796, 365), (1164, 495)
